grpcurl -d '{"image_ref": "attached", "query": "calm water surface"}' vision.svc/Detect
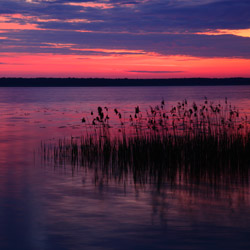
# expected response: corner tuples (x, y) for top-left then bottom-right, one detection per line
(1, 86), (250, 250)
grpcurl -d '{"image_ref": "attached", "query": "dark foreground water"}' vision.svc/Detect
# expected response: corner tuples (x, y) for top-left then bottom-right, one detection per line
(1, 86), (250, 250)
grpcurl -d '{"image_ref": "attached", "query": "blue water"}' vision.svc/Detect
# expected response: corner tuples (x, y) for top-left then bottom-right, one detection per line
(0, 86), (250, 250)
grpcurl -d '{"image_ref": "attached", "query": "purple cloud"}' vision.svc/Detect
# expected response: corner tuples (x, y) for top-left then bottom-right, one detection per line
(128, 71), (185, 74)
(0, 0), (249, 59)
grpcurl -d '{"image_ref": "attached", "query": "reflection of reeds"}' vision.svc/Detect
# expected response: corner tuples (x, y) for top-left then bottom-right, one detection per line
(42, 98), (250, 189)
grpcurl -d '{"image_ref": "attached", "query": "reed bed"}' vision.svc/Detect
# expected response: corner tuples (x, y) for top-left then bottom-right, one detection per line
(42, 98), (250, 189)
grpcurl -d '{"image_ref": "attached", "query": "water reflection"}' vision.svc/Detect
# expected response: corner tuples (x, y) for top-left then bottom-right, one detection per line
(1, 86), (250, 249)
(38, 161), (250, 249)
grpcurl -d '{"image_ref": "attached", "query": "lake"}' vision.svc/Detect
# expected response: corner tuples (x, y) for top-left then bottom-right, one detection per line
(1, 85), (250, 250)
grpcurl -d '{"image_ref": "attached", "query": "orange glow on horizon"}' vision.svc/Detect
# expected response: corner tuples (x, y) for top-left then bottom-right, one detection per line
(0, 53), (250, 78)
(0, 12), (249, 78)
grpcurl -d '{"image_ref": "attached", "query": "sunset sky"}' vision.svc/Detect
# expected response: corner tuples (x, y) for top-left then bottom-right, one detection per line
(0, 0), (250, 78)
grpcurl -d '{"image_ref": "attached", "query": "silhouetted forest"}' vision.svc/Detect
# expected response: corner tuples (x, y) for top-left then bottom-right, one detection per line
(0, 78), (249, 87)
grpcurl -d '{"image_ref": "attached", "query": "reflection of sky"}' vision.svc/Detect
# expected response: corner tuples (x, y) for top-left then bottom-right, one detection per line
(1, 161), (250, 249)
(1, 86), (250, 146)
(0, 0), (250, 77)
(1, 87), (250, 249)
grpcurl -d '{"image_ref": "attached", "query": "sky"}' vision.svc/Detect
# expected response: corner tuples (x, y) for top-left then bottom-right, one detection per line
(0, 0), (250, 78)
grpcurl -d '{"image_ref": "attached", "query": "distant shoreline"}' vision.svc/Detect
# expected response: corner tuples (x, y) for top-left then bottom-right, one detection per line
(0, 78), (250, 87)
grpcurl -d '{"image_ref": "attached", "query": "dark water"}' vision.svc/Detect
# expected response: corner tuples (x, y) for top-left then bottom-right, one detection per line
(1, 86), (250, 250)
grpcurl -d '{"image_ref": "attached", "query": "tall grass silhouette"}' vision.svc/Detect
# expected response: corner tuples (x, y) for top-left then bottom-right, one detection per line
(42, 98), (250, 189)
